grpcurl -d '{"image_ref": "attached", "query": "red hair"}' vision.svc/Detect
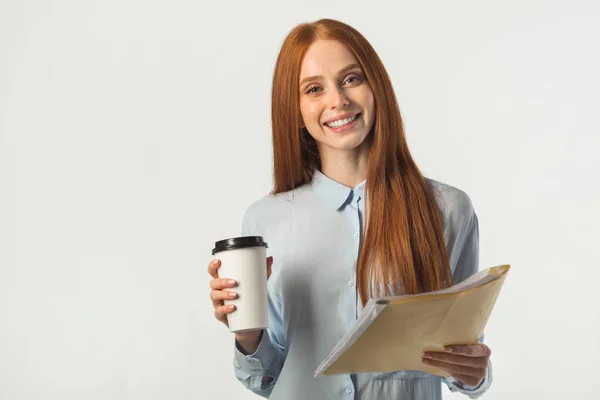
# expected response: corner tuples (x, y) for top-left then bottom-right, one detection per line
(270, 19), (453, 304)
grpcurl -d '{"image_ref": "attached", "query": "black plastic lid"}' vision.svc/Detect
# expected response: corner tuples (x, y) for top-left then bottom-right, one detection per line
(212, 236), (268, 255)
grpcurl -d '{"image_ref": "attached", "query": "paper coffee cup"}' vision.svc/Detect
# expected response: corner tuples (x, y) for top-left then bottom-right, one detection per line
(212, 236), (269, 333)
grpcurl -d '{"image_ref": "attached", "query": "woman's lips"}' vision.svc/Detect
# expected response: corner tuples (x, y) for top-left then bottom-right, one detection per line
(324, 113), (361, 133)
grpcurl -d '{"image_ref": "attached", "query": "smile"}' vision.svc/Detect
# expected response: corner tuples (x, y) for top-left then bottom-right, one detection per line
(325, 113), (361, 129)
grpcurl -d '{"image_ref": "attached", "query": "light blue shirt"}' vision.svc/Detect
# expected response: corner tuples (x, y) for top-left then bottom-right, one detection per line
(233, 169), (493, 399)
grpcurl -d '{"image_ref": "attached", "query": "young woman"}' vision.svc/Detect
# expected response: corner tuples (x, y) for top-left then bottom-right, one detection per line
(208, 19), (493, 399)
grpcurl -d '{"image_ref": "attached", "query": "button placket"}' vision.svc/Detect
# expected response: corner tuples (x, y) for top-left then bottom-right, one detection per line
(350, 199), (360, 316)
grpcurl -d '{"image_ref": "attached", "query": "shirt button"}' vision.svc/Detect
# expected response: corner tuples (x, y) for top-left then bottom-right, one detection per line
(352, 231), (359, 238)
(348, 281), (354, 287)
(347, 388), (353, 394)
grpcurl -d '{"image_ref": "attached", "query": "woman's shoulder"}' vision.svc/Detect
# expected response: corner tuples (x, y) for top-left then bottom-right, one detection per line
(424, 177), (477, 224)
(242, 184), (313, 228)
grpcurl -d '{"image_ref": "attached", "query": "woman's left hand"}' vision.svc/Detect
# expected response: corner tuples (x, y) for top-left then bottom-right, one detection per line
(421, 344), (491, 387)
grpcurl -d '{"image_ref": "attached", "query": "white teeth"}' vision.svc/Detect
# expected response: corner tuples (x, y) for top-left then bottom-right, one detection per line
(326, 114), (358, 128)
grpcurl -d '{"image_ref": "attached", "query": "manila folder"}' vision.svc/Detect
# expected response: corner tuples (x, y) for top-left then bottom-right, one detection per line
(314, 264), (510, 378)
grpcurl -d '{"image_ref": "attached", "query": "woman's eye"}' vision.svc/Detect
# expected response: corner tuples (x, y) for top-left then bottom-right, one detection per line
(345, 75), (361, 84)
(306, 86), (321, 94)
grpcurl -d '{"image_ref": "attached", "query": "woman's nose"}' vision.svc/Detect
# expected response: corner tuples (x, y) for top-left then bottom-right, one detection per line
(328, 86), (350, 109)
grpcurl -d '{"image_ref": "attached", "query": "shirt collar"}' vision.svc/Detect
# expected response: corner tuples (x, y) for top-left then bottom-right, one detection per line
(311, 169), (366, 210)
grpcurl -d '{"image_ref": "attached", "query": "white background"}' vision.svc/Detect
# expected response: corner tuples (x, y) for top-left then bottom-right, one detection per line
(1, 1), (599, 399)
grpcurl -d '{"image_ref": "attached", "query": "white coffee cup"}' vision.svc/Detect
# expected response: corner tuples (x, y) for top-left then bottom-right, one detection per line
(212, 236), (269, 333)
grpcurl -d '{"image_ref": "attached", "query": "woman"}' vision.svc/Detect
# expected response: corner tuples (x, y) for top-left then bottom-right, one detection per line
(208, 18), (493, 399)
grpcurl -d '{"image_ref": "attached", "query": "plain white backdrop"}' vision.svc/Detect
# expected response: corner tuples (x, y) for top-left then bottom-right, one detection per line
(1, 1), (599, 399)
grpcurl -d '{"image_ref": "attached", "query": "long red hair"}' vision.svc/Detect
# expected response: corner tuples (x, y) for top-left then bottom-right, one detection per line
(270, 19), (454, 305)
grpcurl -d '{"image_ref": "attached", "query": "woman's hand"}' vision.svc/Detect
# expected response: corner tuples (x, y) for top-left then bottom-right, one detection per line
(421, 344), (491, 387)
(207, 256), (273, 328)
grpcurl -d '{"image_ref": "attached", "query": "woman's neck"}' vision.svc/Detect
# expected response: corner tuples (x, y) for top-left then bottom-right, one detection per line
(318, 141), (370, 188)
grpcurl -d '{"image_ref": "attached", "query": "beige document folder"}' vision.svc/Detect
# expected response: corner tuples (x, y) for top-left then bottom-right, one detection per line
(314, 265), (510, 378)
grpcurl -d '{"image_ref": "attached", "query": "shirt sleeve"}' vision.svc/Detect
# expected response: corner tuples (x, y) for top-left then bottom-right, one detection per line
(232, 206), (286, 398)
(233, 326), (286, 397)
(442, 203), (494, 398)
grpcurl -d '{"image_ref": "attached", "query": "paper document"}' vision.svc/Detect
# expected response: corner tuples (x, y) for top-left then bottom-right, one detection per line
(314, 264), (510, 378)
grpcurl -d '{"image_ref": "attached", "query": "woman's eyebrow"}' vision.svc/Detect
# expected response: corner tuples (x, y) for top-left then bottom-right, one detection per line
(299, 63), (362, 86)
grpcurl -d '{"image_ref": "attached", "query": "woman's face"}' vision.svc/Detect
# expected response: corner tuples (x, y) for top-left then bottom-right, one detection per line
(298, 40), (376, 157)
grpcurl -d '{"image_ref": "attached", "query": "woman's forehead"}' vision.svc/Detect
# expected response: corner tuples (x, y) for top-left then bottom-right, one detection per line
(299, 40), (359, 80)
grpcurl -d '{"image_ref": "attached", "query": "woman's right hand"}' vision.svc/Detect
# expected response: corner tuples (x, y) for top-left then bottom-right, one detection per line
(207, 256), (274, 328)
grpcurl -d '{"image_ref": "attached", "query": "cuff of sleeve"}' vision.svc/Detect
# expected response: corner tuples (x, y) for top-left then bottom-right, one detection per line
(233, 330), (277, 390)
(447, 360), (493, 398)
(234, 330), (275, 370)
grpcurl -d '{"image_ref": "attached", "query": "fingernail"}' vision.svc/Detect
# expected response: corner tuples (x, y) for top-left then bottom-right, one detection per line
(213, 259), (219, 265)
(227, 279), (236, 285)
(422, 353), (430, 359)
(445, 347), (453, 352)
(422, 358), (430, 364)
(229, 292), (237, 298)
(228, 304), (235, 310)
